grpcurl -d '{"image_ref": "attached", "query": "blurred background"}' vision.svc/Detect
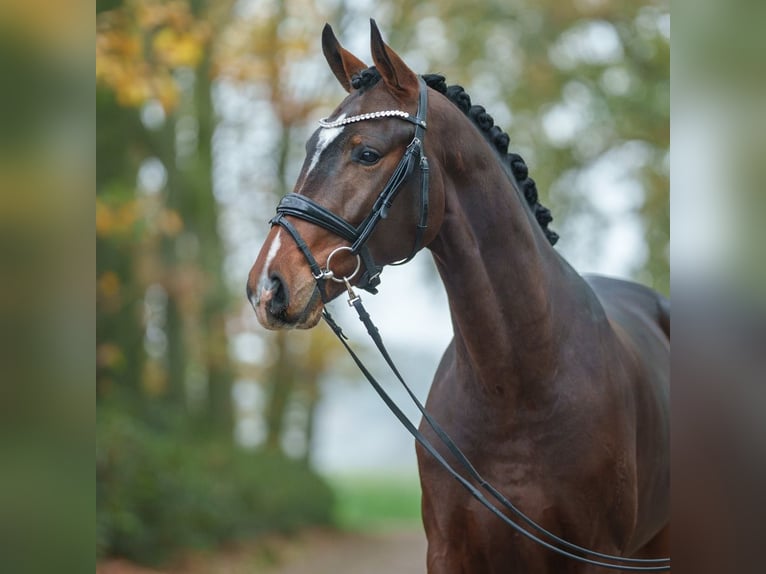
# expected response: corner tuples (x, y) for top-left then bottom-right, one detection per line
(95, 0), (669, 571)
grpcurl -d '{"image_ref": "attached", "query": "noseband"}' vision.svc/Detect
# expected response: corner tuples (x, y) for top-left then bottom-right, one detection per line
(269, 76), (430, 296)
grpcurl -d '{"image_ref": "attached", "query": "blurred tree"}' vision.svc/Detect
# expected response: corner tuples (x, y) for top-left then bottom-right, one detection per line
(213, 0), (356, 459)
(97, 0), (236, 433)
(381, 0), (669, 293)
(97, 0), (354, 456)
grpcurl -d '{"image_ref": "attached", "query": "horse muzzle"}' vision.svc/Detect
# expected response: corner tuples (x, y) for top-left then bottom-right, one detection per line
(249, 274), (324, 330)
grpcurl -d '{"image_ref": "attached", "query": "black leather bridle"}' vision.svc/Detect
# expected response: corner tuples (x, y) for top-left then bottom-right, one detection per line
(266, 77), (670, 571)
(269, 76), (430, 296)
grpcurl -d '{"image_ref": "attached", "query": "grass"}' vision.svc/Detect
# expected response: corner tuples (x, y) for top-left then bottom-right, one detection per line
(328, 474), (423, 531)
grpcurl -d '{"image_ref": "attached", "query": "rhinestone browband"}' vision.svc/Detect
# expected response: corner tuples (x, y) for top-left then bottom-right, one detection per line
(318, 110), (423, 129)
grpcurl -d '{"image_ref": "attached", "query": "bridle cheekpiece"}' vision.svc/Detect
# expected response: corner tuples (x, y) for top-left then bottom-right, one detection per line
(270, 76), (430, 299)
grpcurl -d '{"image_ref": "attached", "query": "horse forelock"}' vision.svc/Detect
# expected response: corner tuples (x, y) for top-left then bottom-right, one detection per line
(347, 66), (559, 246)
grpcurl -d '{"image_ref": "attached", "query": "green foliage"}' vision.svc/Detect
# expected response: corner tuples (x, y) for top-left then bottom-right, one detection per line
(330, 475), (422, 531)
(383, 0), (669, 293)
(97, 409), (334, 565)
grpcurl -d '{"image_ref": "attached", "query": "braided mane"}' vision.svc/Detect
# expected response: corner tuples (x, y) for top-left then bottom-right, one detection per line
(351, 68), (559, 246)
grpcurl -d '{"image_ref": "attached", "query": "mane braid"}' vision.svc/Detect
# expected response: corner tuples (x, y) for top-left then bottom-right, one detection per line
(422, 73), (559, 245)
(349, 67), (559, 245)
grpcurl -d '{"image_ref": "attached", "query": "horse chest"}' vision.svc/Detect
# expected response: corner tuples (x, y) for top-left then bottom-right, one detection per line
(417, 366), (639, 572)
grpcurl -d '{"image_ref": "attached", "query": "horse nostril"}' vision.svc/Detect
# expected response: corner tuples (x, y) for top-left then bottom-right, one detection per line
(268, 274), (289, 316)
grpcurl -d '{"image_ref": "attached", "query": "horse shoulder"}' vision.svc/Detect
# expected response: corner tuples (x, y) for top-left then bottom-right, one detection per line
(584, 274), (669, 346)
(583, 274), (670, 550)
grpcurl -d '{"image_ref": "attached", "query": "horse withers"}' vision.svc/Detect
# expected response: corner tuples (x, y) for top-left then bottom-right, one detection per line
(247, 21), (669, 574)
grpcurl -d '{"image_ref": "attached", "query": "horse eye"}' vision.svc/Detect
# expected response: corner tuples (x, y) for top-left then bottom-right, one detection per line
(357, 148), (381, 165)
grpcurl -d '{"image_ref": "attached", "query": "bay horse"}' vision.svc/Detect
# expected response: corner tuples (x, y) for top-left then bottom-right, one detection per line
(247, 21), (670, 573)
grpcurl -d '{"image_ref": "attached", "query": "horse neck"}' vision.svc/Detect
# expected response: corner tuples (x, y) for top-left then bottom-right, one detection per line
(427, 116), (572, 404)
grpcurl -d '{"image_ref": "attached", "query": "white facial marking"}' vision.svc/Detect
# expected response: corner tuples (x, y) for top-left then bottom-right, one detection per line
(306, 114), (346, 176)
(257, 230), (282, 298)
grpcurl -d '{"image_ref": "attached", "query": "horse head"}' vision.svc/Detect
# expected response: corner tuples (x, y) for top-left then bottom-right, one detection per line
(247, 21), (445, 329)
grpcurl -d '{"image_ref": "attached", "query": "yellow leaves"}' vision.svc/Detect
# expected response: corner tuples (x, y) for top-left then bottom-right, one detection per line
(153, 27), (205, 68)
(96, 198), (138, 237)
(136, 0), (184, 30)
(153, 75), (181, 113)
(96, 29), (142, 62)
(98, 271), (123, 314)
(97, 196), (183, 239)
(158, 209), (184, 237)
(96, 21), (174, 108)
(142, 360), (168, 397)
(213, 9), (318, 84)
(98, 271), (122, 300)
(96, 0), (210, 111)
(97, 342), (125, 370)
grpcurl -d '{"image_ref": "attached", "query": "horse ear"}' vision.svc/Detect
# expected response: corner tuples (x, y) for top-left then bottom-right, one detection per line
(369, 19), (419, 99)
(322, 23), (367, 93)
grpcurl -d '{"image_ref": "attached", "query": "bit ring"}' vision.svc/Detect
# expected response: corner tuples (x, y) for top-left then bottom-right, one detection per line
(324, 246), (361, 283)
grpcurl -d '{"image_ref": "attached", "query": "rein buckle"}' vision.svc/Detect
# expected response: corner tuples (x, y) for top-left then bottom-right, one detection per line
(343, 277), (360, 306)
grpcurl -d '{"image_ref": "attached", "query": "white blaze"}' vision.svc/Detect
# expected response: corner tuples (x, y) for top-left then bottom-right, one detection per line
(306, 115), (346, 176)
(258, 229), (282, 296)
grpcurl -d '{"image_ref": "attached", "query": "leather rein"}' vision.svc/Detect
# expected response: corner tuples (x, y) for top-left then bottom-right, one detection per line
(268, 77), (670, 572)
